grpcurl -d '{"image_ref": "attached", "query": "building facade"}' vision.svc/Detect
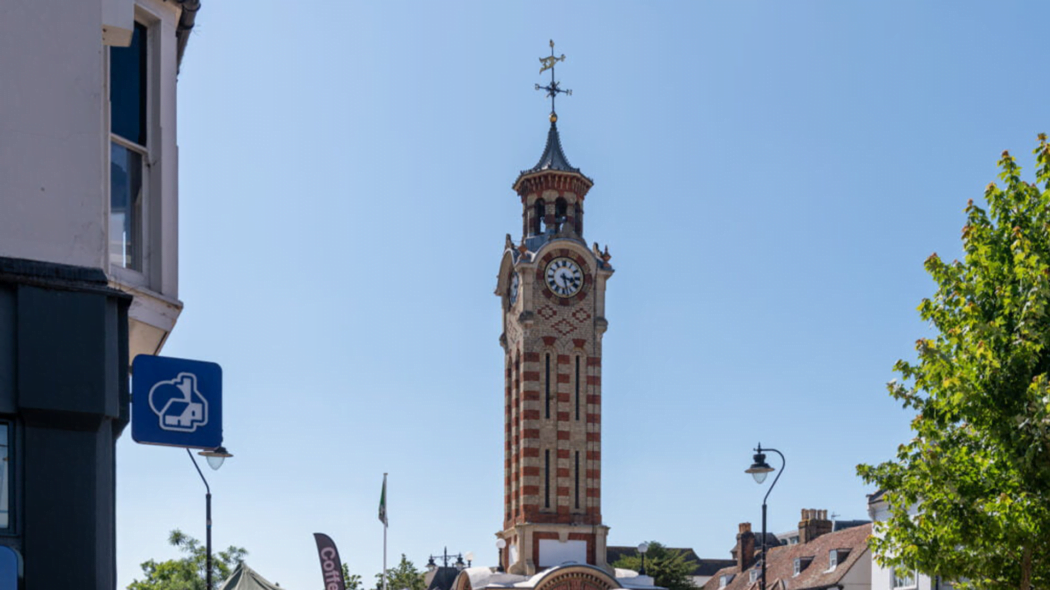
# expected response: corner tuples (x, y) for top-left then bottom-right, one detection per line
(495, 111), (615, 575)
(0, 0), (198, 587)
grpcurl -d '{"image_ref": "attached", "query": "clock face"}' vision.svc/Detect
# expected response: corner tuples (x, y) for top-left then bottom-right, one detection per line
(509, 272), (520, 304)
(545, 257), (584, 298)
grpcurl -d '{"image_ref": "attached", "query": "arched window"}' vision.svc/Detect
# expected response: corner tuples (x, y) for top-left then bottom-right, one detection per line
(574, 203), (583, 235)
(534, 199), (546, 235)
(555, 198), (568, 231)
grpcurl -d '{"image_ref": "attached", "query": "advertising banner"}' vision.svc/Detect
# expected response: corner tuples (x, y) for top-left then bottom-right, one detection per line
(314, 533), (346, 590)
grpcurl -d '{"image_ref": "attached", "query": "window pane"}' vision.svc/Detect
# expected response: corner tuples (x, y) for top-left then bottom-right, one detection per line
(110, 142), (143, 270)
(110, 23), (147, 145)
(0, 423), (8, 529)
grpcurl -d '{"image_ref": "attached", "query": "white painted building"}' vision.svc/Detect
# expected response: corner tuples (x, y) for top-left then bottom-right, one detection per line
(0, 1), (200, 587)
(867, 492), (954, 590)
(1, 0), (196, 359)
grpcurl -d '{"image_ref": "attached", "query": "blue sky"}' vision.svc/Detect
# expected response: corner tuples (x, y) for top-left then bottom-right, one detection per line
(117, 2), (1050, 589)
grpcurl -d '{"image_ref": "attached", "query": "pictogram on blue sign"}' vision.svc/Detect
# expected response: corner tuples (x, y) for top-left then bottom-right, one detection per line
(132, 355), (223, 449)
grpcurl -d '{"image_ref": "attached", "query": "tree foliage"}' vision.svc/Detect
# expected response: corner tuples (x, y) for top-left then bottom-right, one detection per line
(858, 135), (1050, 590)
(373, 554), (425, 590)
(611, 541), (696, 590)
(128, 529), (247, 590)
(341, 562), (363, 590)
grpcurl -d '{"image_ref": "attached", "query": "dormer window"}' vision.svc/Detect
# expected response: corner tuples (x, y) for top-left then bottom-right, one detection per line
(828, 549), (849, 572)
(719, 574), (734, 588)
(749, 569), (759, 583)
(794, 556), (814, 576)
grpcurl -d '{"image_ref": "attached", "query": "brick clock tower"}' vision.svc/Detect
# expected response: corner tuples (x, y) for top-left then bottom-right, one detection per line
(495, 43), (614, 576)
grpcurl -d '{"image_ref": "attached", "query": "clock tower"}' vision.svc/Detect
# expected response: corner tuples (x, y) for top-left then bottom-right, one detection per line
(495, 42), (614, 576)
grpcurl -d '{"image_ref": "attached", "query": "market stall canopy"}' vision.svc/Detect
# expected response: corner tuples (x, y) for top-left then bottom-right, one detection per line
(218, 562), (286, 590)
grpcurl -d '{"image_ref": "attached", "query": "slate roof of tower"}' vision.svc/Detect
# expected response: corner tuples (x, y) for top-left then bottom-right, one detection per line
(517, 121), (592, 183)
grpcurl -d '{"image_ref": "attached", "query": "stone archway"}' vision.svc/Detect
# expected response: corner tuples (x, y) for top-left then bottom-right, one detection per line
(451, 572), (473, 590)
(534, 565), (621, 590)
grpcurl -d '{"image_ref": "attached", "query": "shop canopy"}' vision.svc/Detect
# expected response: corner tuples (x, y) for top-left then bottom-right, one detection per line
(217, 562), (286, 590)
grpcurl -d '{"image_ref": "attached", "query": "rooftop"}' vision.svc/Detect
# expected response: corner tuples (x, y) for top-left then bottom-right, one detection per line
(704, 523), (872, 590)
(516, 120), (593, 185)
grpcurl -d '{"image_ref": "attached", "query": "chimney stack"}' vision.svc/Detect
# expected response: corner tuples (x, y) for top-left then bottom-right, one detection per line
(798, 509), (833, 544)
(736, 522), (756, 571)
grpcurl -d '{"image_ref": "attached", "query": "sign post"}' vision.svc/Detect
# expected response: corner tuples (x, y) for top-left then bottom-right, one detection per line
(132, 355), (223, 449)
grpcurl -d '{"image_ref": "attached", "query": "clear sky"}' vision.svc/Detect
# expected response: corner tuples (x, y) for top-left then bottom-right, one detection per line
(117, 2), (1050, 589)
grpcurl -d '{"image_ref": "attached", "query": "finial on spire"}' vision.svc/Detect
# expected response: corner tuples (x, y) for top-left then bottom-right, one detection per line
(534, 40), (572, 119)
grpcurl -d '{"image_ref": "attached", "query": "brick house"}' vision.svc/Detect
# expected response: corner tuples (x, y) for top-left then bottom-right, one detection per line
(703, 511), (872, 590)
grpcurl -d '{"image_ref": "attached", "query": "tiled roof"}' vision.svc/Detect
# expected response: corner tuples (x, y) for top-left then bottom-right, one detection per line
(703, 523), (872, 590)
(731, 532), (782, 557)
(694, 558), (738, 577)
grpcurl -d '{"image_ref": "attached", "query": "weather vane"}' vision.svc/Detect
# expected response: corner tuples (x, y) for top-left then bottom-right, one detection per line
(535, 39), (572, 121)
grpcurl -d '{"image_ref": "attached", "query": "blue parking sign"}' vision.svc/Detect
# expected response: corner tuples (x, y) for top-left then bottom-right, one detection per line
(132, 355), (223, 449)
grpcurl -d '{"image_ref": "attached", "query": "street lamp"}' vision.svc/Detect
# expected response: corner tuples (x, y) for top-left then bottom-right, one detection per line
(744, 443), (784, 590)
(426, 548), (469, 574)
(637, 542), (650, 576)
(190, 446), (234, 590)
(495, 538), (507, 573)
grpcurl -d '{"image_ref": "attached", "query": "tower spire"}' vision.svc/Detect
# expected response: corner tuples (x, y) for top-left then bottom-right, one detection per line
(517, 40), (591, 184)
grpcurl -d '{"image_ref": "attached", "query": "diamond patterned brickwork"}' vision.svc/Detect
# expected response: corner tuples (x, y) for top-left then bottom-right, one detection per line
(552, 318), (576, 336)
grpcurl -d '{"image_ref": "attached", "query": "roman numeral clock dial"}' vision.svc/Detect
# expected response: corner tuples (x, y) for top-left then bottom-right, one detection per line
(545, 257), (584, 298)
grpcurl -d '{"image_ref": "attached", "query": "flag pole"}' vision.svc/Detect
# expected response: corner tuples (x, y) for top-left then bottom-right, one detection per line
(381, 473), (388, 590)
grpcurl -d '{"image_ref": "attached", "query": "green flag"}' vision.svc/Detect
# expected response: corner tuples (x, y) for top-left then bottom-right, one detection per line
(378, 475), (388, 526)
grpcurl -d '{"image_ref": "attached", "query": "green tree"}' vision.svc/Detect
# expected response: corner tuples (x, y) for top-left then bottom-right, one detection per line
(342, 563), (363, 590)
(128, 529), (247, 590)
(374, 554), (425, 590)
(611, 541), (695, 590)
(858, 135), (1050, 590)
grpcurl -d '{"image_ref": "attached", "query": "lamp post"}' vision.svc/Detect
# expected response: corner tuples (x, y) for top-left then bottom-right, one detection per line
(744, 443), (784, 590)
(190, 446), (233, 590)
(495, 539), (506, 573)
(426, 547), (469, 574)
(637, 542), (650, 576)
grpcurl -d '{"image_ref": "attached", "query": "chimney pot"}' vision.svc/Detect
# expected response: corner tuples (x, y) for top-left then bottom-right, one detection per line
(739, 522), (751, 534)
(799, 508), (833, 544)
